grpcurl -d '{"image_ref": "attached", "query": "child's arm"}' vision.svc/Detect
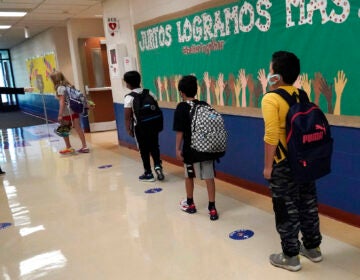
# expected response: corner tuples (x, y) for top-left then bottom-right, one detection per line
(58, 95), (66, 122)
(175, 131), (184, 161)
(124, 107), (134, 137)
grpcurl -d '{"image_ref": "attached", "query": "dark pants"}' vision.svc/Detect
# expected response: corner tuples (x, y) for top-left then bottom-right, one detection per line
(135, 125), (161, 174)
(269, 160), (322, 257)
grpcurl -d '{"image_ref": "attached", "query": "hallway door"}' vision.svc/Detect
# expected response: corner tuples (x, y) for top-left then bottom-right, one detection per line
(80, 38), (116, 132)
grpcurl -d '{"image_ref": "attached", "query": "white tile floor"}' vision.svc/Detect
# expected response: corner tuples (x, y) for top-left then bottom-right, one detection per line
(0, 124), (359, 280)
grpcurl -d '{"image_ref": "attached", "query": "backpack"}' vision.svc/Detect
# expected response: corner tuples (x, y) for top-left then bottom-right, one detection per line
(65, 86), (88, 116)
(273, 88), (333, 183)
(127, 89), (163, 132)
(188, 100), (227, 162)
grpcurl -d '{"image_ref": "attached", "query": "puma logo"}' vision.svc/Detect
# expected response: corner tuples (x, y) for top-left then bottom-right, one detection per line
(303, 131), (324, 143)
(315, 124), (327, 133)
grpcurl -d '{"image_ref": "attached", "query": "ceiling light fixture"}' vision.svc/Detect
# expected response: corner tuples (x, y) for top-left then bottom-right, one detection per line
(0, 11), (27, 17)
(0, 25), (11, 29)
(24, 26), (30, 38)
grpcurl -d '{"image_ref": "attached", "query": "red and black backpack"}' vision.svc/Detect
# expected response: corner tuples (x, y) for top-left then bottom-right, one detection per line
(273, 88), (333, 182)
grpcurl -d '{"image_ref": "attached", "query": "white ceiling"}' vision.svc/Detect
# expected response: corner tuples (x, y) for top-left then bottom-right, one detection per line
(0, 0), (104, 49)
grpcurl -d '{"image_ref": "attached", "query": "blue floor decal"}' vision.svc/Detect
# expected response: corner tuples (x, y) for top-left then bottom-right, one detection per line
(0, 223), (12, 231)
(229, 229), (254, 240)
(98, 164), (113, 169)
(144, 188), (162, 194)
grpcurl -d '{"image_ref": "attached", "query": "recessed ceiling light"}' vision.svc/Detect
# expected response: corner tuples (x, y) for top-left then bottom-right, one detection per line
(0, 11), (27, 17)
(0, 25), (11, 29)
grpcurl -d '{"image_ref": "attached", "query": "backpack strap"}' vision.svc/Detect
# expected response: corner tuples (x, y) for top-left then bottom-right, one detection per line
(125, 89), (149, 107)
(271, 88), (309, 106)
(125, 91), (136, 98)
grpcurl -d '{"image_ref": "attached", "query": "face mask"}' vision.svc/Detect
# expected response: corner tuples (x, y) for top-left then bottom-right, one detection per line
(267, 74), (280, 86)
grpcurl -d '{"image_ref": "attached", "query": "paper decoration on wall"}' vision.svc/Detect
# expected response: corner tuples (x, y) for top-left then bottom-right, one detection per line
(107, 17), (120, 36)
(135, 0), (359, 117)
(26, 52), (56, 94)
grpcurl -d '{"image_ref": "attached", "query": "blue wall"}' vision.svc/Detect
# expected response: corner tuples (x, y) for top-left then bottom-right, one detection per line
(18, 94), (360, 217)
(114, 103), (360, 217)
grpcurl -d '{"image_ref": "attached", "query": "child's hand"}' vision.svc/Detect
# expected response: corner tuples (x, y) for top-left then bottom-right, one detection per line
(24, 87), (34, 92)
(87, 100), (96, 108)
(176, 149), (183, 161)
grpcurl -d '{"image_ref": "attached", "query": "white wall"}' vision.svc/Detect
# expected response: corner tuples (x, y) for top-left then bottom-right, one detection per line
(102, 0), (133, 104)
(102, 0), (210, 103)
(66, 18), (105, 91)
(130, 0), (210, 23)
(11, 18), (105, 94)
(11, 27), (72, 91)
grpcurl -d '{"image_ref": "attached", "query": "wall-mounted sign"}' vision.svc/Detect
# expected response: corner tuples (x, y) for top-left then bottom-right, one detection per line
(107, 17), (120, 36)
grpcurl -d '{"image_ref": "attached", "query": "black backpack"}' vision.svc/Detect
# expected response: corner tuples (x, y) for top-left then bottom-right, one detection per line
(273, 88), (333, 183)
(188, 100), (227, 162)
(127, 89), (163, 132)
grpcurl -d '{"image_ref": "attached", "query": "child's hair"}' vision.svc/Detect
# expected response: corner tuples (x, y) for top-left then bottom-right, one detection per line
(49, 71), (71, 95)
(178, 75), (197, 97)
(123, 71), (141, 88)
(271, 51), (300, 85)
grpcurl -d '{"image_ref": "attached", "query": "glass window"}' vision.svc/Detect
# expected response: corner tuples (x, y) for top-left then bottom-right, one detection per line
(0, 49), (15, 104)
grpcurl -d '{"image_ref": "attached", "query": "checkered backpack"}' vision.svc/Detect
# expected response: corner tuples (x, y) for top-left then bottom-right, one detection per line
(188, 100), (227, 161)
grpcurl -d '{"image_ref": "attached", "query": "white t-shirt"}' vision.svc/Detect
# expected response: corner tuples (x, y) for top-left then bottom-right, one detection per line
(124, 88), (157, 124)
(57, 85), (72, 116)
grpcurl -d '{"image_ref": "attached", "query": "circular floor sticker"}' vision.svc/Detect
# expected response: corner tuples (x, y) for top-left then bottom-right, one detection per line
(98, 164), (113, 169)
(144, 188), (162, 194)
(0, 223), (12, 230)
(229, 229), (254, 240)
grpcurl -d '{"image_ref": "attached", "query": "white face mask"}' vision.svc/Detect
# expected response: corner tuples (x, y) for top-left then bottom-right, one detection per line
(267, 74), (280, 86)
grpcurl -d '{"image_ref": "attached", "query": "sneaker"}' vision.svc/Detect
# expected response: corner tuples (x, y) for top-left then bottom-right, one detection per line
(300, 245), (323, 262)
(209, 209), (219, 221)
(179, 199), (197, 214)
(139, 173), (155, 182)
(78, 147), (90, 153)
(59, 147), (75, 155)
(0, 170), (5, 176)
(269, 253), (302, 272)
(154, 166), (164, 181)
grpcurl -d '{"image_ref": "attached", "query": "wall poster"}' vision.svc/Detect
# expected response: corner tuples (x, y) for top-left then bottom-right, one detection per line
(135, 0), (360, 117)
(26, 52), (56, 94)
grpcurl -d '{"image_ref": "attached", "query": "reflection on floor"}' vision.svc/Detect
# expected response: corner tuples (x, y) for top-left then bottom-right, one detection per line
(0, 124), (359, 280)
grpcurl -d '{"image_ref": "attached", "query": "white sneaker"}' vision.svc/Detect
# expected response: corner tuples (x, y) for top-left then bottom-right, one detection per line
(179, 198), (196, 214)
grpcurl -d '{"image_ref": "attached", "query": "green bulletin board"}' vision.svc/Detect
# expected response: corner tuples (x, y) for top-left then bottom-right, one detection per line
(135, 0), (360, 116)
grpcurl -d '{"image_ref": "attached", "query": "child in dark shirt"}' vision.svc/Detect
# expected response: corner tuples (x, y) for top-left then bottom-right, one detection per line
(173, 75), (218, 221)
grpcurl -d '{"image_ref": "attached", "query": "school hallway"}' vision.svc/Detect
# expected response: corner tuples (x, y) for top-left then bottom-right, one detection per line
(0, 123), (359, 280)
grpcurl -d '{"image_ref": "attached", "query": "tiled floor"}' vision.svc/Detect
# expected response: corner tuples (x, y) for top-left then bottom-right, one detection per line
(0, 124), (359, 280)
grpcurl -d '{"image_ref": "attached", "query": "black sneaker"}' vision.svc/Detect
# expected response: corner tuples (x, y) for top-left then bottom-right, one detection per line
(154, 166), (164, 181)
(139, 173), (155, 182)
(209, 209), (219, 221)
